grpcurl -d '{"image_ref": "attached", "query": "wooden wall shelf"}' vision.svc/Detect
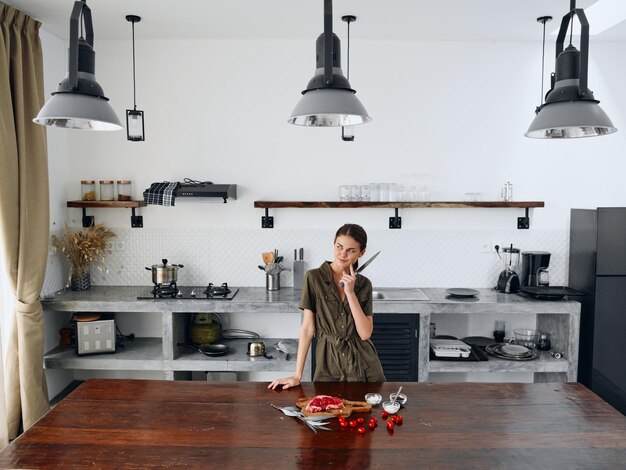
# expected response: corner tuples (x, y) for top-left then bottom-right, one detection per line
(253, 201), (545, 229)
(67, 200), (146, 228)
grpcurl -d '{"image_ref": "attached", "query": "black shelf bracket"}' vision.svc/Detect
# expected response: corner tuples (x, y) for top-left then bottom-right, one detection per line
(261, 208), (274, 228)
(131, 208), (143, 228)
(81, 208), (94, 228)
(518, 207), (530, 229)
(389, 208), (402, 229)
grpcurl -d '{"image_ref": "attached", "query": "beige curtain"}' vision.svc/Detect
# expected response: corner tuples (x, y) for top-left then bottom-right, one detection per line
(0, 3), (50, 441)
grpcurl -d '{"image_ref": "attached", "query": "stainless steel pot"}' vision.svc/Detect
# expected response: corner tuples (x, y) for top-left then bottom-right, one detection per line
(145, 259), (184, 284)
(247, 341), (273, 359)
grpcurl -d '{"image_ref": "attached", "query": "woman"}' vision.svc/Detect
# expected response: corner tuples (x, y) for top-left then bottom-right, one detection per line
(268, 224), (385, 390)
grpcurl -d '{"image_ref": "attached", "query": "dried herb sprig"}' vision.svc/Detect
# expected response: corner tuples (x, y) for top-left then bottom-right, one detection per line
(51, 223), (116, 279)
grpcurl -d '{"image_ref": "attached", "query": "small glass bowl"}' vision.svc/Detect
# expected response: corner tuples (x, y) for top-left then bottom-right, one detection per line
(382, 401), (401, 414)
(389, 393), (407, 406)
(365, 393), (382, 405)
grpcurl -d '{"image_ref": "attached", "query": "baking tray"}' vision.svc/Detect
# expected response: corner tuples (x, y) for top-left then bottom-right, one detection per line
(519, 286), (586, 300)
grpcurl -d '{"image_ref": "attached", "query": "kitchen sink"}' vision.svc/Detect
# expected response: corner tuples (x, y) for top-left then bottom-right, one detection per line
(371, 288), (429, 301)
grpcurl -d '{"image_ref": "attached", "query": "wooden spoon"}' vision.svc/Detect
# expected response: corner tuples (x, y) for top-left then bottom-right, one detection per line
(262, 252), (274, 264)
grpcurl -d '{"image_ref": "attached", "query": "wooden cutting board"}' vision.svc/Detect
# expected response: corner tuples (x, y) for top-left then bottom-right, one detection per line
(296, 397), (372, 418)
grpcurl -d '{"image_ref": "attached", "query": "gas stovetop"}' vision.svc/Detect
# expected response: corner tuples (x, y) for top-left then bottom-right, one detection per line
(137, 283), (239, 300)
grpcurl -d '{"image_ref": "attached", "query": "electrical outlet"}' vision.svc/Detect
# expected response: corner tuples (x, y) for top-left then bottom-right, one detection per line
(106, 241), (115, 251)
(480, 241), (497, 253)
(115, 241), (126, 252)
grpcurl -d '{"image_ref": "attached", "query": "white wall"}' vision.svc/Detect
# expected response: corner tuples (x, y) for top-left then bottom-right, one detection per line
(39, 36), (625, 292)
(39, 33), (626, 386)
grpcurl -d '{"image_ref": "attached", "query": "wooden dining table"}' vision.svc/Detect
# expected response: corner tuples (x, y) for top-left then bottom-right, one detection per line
(0, 379), (624, 469)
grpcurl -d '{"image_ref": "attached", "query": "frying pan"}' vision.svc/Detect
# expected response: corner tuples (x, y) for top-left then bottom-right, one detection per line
(177, 342), (229, 357)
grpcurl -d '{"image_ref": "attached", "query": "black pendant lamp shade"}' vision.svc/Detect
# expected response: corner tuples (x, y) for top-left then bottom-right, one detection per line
(526, 0), (616, 139)
(33, 0), (122, 131)
(126, 15), (144, 141)
(288, 0), (370, 127)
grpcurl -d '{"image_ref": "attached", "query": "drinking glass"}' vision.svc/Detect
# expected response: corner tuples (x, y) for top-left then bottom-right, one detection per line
(339, 185), (349, 201)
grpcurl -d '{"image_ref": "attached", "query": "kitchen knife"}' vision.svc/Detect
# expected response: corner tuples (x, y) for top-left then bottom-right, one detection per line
(299, 247), (304, 261)
(338, 250), (381, 288)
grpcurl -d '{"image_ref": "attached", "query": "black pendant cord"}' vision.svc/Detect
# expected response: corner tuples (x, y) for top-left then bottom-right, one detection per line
(346, 19), (351, 80)
(536, 16), (552, 107)
(131, 19), (137, 110)
(569, 0), (576, 46)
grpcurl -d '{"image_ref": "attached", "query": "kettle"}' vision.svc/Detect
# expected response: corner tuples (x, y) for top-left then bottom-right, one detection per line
(497, 270), (520, 293)
(247, 341), (273, 359)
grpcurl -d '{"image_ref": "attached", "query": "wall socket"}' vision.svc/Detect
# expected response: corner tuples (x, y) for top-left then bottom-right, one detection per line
(480, 242), (497, 253)
(107, 241), (126, 251)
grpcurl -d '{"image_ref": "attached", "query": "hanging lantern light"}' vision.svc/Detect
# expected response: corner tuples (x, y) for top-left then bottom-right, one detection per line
(126, 15), (145, 141)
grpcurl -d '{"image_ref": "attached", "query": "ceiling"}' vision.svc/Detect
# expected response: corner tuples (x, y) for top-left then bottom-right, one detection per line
(3, 0), (625, 42)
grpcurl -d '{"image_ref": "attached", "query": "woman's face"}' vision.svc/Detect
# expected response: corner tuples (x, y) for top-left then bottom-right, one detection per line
(333, 235), (365, 270)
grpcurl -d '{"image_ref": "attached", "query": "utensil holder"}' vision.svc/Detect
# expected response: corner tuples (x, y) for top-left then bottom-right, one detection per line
(266, 273), (280, 291)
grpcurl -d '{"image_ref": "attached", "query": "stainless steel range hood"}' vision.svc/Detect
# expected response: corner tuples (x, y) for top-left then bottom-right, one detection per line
(176, 183), (237, 203)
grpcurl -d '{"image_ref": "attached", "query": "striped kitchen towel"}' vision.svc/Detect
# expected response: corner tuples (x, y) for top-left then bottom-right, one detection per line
(143, 182), (181, 206)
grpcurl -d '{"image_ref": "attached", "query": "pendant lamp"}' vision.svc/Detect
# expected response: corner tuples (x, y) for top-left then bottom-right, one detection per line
(341, 15), (356, 141)
(288, 0), (371, 127)
(126, 15), (145, 141)
(33, 0), (122, 131)
(525, 0), (616, 139)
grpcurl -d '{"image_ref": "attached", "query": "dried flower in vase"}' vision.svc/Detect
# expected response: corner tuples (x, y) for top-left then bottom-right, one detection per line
(51, 224), (116, 283)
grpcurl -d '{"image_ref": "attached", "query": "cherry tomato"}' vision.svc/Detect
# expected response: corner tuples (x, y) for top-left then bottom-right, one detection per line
(339, 420), (349, 429)
(382, 411), (389, 419)
(338, 417), (347, 424)
(357, 427), (366, 435)
(349, 419), (357, 428)
(386, 420), (395, 430)
(369, 417), (378, 424)
(368, 421), (377, 430)
(357, 417), (365, 425)
(396, 415), (403, 424)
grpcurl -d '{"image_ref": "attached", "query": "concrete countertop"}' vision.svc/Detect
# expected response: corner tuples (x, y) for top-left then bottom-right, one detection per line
(42, 286), (581, 315)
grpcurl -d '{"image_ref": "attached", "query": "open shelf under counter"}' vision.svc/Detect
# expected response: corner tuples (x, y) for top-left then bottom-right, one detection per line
(170, 338), (301, 373)
(44, 337), (163, 371)
(427, 351), (569, 374)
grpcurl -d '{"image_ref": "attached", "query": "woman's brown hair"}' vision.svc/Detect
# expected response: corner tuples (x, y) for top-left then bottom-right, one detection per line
(334, 224), (367, 270)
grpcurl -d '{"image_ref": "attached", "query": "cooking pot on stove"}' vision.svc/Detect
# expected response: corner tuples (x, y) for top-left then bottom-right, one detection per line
(145, 259), (184, 284)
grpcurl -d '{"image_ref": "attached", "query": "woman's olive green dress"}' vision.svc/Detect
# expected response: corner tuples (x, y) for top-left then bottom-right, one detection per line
(300, 262), (386, 382)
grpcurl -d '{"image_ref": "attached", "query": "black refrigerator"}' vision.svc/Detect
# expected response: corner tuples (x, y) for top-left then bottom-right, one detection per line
(570, 208), (626, 415)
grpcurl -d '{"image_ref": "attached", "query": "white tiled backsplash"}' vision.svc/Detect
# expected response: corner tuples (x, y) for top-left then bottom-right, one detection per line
(42, 228), (569, 296)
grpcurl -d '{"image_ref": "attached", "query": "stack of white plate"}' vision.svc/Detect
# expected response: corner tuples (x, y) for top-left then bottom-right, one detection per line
(485, 343), (538, 361)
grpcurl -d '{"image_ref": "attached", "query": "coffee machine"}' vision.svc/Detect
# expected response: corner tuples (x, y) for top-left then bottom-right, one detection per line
(521, 251), (551, 287)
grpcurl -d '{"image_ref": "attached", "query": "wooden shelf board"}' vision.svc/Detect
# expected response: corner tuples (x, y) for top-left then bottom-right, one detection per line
(254, 201), (545, 209)
(67, 200), (146, 208)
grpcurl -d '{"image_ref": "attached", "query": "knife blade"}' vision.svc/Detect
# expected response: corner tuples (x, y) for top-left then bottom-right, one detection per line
(338, 251), (381, 288)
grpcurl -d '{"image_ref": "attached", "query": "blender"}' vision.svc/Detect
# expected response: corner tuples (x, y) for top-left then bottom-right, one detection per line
(496, 244), (521, 293)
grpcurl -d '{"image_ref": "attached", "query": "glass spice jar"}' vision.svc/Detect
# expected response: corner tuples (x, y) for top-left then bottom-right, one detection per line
(117, 180), (132, 201)
(99, 180), (114, 201)
(81, 180), (96, 201)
